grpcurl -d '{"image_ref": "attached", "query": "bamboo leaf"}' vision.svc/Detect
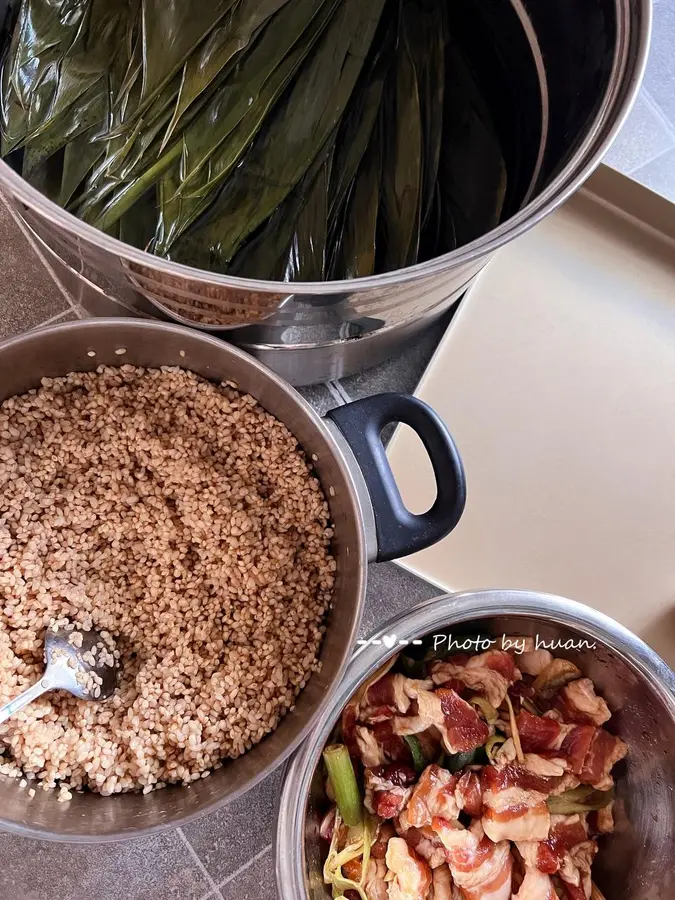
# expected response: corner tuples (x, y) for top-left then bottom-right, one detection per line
(437, 32), (506, 248)
(139, 0), (235, 106)
(331, 122), (382, 279)
(162, 0), (295, 146)
(378, 14), (423, 271)
(282, 146), (334, 281)
(172, 0), (387, 270)
(228, 139), (336, 280)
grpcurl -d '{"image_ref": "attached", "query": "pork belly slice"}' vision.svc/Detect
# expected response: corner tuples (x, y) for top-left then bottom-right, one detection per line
(394, 685), (491, 755)
(431, 818), (513, 900)
(404, 765), (460, 827)
(430, 650), (520, 709)
(516, 814), (589, 875)
(512, 868), (558, 900)
(554, 679), (611, 727)
(480, 763), (559, 843)
(365, 764), (417, 819)
(386, 836), (433, 900)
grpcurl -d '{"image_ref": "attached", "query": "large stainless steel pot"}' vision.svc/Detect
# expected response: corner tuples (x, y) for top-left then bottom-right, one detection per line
(0, 318), (466, 840)
(0, 0), (651, 385)
(276, 590), (675, 900)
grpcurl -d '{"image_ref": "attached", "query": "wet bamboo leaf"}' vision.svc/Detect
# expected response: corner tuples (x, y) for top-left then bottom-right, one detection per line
(60, 124), (105, 206)
(138, 0), (235, 106)
(327, 21), (393, 224)
(437, 33), (506, 248)
(152, 0), (341, 252)
(118, 187), (157, 249)
(378, 17), (423, 271)
(172, 0), (387, 270)
(176, 0), (340, 199)
(229, 138), (337, 280)
(162, 0), (294, 147)
(283, 147), (334, 281)
(403, 0), (446, 228)
(332, 123), (382, 279)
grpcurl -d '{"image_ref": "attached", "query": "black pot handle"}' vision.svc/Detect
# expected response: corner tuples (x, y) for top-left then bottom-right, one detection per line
(326, 393), (466, 562)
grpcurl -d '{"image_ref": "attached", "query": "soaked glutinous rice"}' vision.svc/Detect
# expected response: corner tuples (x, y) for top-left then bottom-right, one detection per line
(0, 366), (335, 796)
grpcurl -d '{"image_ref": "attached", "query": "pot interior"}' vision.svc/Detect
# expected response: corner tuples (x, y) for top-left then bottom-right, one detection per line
(0, 320), (365, 839)
(300, 610), (675, 900)
(0, 0), (621, 267)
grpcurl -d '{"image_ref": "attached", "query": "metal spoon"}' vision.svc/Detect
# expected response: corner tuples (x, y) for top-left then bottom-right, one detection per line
(0, 622), (119, 725)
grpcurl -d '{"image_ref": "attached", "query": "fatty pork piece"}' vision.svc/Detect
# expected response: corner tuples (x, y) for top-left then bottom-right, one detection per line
(512, 868), (558, 900)
(402, 765), (460, 827)
(429, 865), (454, 900)
(430, 650), (521, 709)
(386, 836), (433, 900)
(365, 763), (418, 818)
(480, 761), (556, 843)
(516, 813), (590, 876)
(516, 710), (627, 790)
(393, 684), (491, 755)
(553, 679), (611, 727)
(395, 818), (448, 869)
(431, 817), (513, 900)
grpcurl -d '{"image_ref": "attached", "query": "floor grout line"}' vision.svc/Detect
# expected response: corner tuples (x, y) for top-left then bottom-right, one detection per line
(629, 142), (675, 178)
(325, 381), (347, 407)
(218, 842), (272, 890)
(641, 88), (675, 143)
(0, 194), (80, 316)
(177, 827), (224, 900)
(29, 309), (73, 329)
(332, 380), (353, 404)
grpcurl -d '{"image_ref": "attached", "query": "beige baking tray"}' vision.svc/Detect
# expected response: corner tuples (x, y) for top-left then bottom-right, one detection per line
(387, 164), (675, 668)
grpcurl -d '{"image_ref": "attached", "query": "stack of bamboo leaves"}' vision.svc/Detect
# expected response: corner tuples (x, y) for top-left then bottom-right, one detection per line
(0, 0), (507, 281)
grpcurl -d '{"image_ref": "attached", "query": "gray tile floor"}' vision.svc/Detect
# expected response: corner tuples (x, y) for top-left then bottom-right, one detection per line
(1, 13), (675, 899)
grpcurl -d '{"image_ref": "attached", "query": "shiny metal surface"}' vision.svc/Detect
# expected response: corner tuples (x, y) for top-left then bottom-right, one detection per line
(0, 0), (651, 384)
(0, 625), (119, 725)
(0, 319), (370, 840)
(276, 590), (675, 900)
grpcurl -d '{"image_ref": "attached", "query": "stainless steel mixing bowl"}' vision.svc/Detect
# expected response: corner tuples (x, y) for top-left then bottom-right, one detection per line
(0, 0), (651, 384)
(276, 590), (675, 900)
(0, 319), (466, 840)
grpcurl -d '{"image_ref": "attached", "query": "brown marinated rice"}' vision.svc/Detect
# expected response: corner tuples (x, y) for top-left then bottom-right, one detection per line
(0, 366), (335, 796)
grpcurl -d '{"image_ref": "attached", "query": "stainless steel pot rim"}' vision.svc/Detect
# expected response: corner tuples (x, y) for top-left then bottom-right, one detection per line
(0, 0), (650, 296)
(275, 587), (675, 898)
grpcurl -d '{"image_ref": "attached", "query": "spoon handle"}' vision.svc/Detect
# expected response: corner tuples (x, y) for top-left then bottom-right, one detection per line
(0, 673), (55, 725)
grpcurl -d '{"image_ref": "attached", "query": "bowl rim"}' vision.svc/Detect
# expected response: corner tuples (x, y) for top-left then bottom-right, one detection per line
(275, 588), (675, 900)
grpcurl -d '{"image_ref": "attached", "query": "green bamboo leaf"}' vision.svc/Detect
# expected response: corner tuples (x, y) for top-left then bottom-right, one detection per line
(402, 0), (447, 229)
(172, 0), (387, 270)
(139, 0), (236, 106)
(229, 136), (337, 279)
(60, 124), (105, 206)
(437, 32), (506, 248)
(283, 147), (334, 281)
(152, 0), (341, 253)
(378, 16), (423, 271)
(332, 122), (382, 279)
(162, 0), (295, 147)
(327, 21), (393, 225)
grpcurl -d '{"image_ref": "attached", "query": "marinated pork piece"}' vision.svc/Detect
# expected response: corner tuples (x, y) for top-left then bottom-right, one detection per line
(558, 840), (597, 899)
(431, 650), (520, 709)
(432, 818), (513, 900)
(365, 764), (417, 818)
(393, 685), (490, 754)
(429, 864), (454, 900)
(512, 868), (558, 900)
(455, 770), (483, 818)
(395, 820), (448, 869)
(363, 858), (389, 900)
(404, 765), (460, 827)
(517, 651), (555, 678)
(386, 837), (433, 900)
(554, 679), (611, 727)
(516, 814), (589, 875)
(481, 764), (557, 842)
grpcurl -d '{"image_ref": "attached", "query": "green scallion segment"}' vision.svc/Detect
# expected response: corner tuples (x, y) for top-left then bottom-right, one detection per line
(403, 735), (426, 773)
(323, 744), (363, 828)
